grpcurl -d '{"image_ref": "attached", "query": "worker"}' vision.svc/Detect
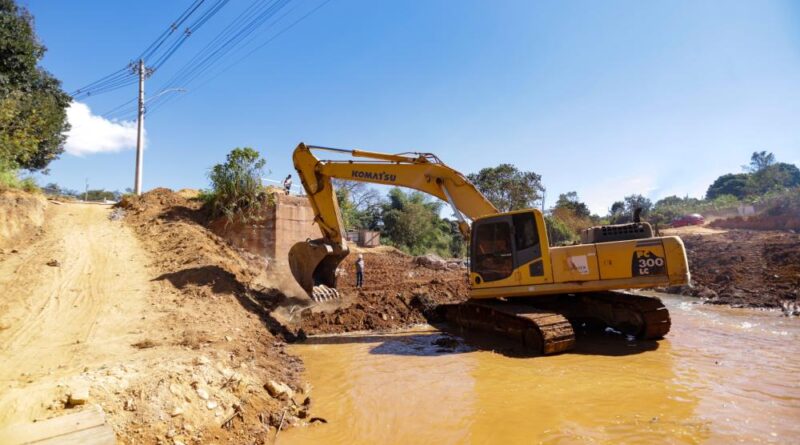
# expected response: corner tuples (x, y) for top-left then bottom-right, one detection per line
(283, 174), (292, 195)
(355, 254), (365, 288)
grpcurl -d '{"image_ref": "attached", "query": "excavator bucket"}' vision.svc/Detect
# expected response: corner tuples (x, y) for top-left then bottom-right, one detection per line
(288, 239), (349, 302)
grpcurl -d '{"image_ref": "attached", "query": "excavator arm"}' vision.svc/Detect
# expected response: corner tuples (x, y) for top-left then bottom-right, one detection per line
(289, 143), (497, 300)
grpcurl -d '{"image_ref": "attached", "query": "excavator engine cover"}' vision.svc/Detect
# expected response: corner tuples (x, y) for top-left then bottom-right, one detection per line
(288, 239), (349, 302)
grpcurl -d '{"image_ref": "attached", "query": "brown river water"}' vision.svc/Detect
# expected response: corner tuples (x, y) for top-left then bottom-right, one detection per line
(284, 294), (800, 444)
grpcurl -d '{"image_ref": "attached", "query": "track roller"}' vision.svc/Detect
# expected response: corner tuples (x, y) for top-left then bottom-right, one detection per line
(440, 300), (576, 355)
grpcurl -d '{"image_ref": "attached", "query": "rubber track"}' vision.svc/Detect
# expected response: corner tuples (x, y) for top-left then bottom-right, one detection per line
(583, 291), (672, 339)
(442, 301), (576, 355)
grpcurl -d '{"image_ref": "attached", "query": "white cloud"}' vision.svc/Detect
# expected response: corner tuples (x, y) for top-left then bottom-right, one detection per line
(64, 102), (140, 156)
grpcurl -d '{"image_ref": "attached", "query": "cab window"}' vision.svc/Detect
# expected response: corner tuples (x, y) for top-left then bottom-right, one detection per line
(473, 221), (513, 282)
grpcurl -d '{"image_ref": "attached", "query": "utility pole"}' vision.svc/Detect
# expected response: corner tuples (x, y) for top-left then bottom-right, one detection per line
(134, 59), (145, 195)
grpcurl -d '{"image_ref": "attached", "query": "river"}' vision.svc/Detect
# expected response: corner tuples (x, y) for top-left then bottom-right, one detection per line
(283, 295), (800, 444)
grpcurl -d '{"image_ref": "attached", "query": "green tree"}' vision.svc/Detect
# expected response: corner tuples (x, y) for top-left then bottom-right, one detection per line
(332, 179), (382, 230)
(745, 150), (776, 173)
(0, 0), (70, 172)
(706, 173), (749, 199)
(554, 191), (590, 218)
(206, 147), (266, 221)
(379, 188), (451, 256)
(467, 164), (544, 212)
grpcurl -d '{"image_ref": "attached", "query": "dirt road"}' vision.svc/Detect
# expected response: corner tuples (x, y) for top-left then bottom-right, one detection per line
(0, 202), (152, 427)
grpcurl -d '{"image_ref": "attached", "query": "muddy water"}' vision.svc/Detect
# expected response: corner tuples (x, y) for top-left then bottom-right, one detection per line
(284, 295), (800, 444)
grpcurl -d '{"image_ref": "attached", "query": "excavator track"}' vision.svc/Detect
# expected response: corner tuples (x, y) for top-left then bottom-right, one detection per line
(574, 291), (671, 340)
(441, 300), (576, 355)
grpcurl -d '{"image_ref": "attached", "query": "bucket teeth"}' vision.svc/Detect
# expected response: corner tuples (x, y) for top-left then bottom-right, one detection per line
(311, 285), (340, 302)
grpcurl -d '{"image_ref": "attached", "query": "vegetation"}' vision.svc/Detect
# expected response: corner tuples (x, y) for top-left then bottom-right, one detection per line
(467, 164), (544, 212)
(0, 0), (71, 188)
(378, 188), (461, 257)
(706, 151), (799, 199)
(204, 147), (268, 221)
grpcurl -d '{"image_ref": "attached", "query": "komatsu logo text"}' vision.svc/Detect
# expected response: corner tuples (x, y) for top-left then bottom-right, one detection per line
(351, 170), (397, 182)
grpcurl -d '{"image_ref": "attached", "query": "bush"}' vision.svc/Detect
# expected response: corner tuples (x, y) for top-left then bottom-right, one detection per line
(205, 147), (267, 221)
(545, 215), (577, 245)
(0, 158), (39, 192)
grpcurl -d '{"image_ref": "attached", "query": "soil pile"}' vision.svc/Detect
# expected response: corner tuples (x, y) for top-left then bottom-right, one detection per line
(0, 189), (46, 250)
(296, 251), (469, 334)
(115, 189), (313, 442)
(671, 230), (800, 308)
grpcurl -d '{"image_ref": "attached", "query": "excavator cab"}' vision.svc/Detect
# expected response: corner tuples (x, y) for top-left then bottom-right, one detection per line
(470, 210), (549, 287)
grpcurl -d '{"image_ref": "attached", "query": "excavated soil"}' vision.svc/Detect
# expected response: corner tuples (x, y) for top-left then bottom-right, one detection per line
(670, 230), (800, 308)
(295, 252), (469, 334)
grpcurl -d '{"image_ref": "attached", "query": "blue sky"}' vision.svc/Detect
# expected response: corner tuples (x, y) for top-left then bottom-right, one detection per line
(25, 0), (800, 214)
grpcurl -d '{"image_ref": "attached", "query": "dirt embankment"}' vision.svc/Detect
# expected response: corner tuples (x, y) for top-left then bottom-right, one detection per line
(670, 230), (800, 308)
(295, 252), (469, 335)
(0, 189), (47, 250)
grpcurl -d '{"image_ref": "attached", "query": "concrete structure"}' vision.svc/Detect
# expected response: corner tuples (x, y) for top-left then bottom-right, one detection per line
(209, 193), (319, 266)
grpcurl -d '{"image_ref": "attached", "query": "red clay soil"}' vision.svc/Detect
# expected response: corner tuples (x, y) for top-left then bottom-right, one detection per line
(670, 230), (800, 308)
(296, 251), (470, 334)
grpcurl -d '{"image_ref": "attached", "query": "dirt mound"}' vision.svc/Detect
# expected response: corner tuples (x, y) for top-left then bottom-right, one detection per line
(710, 214), (800, 231)
(0, 189), (47, 250)
(115, 188), (315, 442)
(668, 230), (800, 308)
(296, 251), (469, 334)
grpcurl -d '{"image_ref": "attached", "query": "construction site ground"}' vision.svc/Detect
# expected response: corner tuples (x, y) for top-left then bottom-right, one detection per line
(0, 188), (798, 443)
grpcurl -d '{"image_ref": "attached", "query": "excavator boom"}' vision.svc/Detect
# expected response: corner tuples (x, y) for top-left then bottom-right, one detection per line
(289, 143), (496, 300)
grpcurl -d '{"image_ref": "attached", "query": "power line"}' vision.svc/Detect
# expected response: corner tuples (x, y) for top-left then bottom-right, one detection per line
(147, 0), (332, 117)
(70, 0), (218, 99)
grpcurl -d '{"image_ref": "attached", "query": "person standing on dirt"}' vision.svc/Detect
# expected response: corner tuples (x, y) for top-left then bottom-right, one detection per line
(283, 174), (292, 195)
(355, 254), (365, 288)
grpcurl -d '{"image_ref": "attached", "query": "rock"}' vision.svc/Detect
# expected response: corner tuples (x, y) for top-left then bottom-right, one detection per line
(46, 259), (60, 267)
(413, 254), (448, 270)
(170, 407), (184, 417)
(124, 398), (137, 411)
(166, 429), (177, 438)
(67, 381), (90, 406)
(264, 380), (294, 400)
(206, 400), (218, 410)
(196, 388), (209, 400)
(194, 356), (210, 366)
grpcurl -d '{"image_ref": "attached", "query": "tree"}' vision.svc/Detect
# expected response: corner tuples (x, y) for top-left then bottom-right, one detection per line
(379, 188), (452, 256)
(467, 164), (544, 212)
(748, 162), (800, 195)
(705, 173), (749, 199)
(745, 150), (776, 173)
(624, 194), (652, 217)
(206, 147), (266, 221)
(0, 0), (71, 172)
(554, 191), (590, 218)
(609, 201), (625, 216)
(332, 179), (382, 230)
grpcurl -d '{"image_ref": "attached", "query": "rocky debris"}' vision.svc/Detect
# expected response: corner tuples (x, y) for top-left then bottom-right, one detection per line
(108, 207), (126, 221)
(665, 230), (800, 308)
(781, 300), (799, 317)
(297, 251), (468, 334)
(67, 380), (90, 406)
(414, 254), (448, 270)
(264, 380), (294, 401)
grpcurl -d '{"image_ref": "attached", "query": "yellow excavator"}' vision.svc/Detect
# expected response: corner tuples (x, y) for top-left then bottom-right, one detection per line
(288, 143), (690, 354)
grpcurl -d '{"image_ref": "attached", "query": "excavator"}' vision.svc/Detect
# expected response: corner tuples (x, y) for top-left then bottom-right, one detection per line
(288, 143), (690, 354)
